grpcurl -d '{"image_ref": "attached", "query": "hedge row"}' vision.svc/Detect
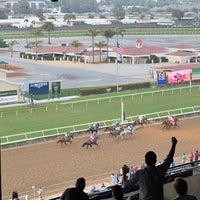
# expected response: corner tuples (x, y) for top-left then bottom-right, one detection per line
(79, 82), (151, 96)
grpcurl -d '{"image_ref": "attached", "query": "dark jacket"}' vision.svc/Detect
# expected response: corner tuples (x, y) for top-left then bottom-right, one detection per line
(60, 187), (89, 200)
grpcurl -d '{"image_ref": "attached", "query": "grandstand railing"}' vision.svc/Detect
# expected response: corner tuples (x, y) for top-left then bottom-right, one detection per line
(1, 105), (200, 147)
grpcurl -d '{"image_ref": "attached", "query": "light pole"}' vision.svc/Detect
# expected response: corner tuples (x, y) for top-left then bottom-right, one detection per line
(121, 101), (124, 123)
(116, 59), (119, 92)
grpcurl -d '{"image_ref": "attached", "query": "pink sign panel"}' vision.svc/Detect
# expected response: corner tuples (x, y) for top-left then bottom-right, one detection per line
(166, 69), (192, 84)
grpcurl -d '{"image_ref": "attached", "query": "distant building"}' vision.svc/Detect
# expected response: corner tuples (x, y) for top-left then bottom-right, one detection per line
(4, 0), (46, 11)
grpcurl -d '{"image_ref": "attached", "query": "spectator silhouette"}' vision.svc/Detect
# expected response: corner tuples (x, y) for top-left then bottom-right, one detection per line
(125, 137), (178, 200)
(60, 177), (88, 200)
(12, 191), (19, 200)
(194, 150), (199, 161)
(112, 185), (126, 200)
(127, 194), (139, 200)
(122, 164), (130, 184)
(173, 177), (197, 200)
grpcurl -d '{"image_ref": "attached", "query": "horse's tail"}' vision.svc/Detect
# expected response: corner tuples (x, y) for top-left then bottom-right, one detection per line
(56, 139), (60, 143)
(82, 142), (87, 147)
(146, 119), (151, 124)
(86, 128), (90, 132)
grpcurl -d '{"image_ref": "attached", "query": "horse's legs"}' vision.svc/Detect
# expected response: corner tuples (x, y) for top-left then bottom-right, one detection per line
(93, 142), (98, 147)
(82, 142), (88, 148)
(175, 122), (179, 127)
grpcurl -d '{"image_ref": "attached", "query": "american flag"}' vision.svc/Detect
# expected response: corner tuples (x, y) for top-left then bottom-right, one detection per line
(117, 42), (124, 56)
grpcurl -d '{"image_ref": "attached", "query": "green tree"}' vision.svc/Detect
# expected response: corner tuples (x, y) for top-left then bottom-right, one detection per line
(35, 8), (44, 20)
(95, 41), (106, 63)
(172, 9), (184, 20)
(42, 22), (55, 44)
(88, 29), (100, 63)
(12, 0), (30, 17)
(8, 40), (19, 57)
(0, 9), (8, 19)
(0, 39), (8, 48)
(112, 7), (125, 21)
(70, 40), (82, 63)
(63, 13), (76, 24)
(102, 29), (116, 62)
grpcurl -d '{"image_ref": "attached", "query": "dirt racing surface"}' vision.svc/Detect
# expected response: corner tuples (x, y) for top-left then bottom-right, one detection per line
(1, 116), (200, 200)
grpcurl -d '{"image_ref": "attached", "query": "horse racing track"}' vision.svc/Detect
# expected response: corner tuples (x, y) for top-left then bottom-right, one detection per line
(2, 116), (200, 200)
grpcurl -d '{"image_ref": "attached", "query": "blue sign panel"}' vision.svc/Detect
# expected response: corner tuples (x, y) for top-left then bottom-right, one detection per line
(29, 82), (49, 95)
(157, 72), (167, 85)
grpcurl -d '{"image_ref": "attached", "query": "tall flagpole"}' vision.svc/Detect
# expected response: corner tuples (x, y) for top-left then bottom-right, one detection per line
(116, 33), (119, 93)
(116, 58), (119, 93)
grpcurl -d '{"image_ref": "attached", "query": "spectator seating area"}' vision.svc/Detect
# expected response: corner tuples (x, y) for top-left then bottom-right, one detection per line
(49, 160), (200, 200)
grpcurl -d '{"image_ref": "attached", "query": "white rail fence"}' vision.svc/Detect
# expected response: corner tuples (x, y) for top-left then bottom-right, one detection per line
(1, 85), (200, 117)
(60, 85), (200, 106)
(1, 105), (200, 147)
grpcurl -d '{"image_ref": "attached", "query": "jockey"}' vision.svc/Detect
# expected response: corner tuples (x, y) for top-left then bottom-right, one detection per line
(112, 121), (119, 128)
(90, 133), (96, 143)
(127, 125), (132, 131)
(168, 115), (176, 125)
(64, 132), (70, 140)
(139, 115), (145, 123)
(115, 126), (120, 135)
(93, 122), (99, 130)
(65, 132), (70, 137)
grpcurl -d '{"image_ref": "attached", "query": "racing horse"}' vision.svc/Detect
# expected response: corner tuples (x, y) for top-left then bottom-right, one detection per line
(86, 122), (100, 134)
(162, 117), (179, 130)
(120, 125), (136, 139)
(56, 132), (74, 147)
(104, 125), (124, 138)
(132, 116), (151, 128)
(82, 136), (99, 149)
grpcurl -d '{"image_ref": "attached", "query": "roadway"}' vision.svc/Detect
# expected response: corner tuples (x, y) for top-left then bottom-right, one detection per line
(1, 53), (157, 89)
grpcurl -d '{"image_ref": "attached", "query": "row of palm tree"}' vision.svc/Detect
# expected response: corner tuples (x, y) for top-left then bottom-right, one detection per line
(20, 22), (125, 62)
(70, 28), (125, 63)
(86, 28), (125, 63)
(33, 25), (125, 63)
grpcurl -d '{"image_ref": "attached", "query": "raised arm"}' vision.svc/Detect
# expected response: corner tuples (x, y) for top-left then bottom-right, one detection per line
(161, 136), (178, 171)
(168, 137), (178, 159)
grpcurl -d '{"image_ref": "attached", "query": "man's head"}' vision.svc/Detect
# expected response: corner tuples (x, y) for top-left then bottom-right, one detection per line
(112, 185), (123, 200)
(145, 151), (157, 166)
(173, 177), (188, 195)
(76, 177), (86, 191)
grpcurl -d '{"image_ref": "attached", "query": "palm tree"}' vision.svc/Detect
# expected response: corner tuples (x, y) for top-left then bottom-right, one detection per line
(88, 29), (100, 63)
(24, 17), (29, 48)
(8, 40), (19, 57)
(102, 29), (116, 62)
(95, 41), (106, 62)
(115, 27), (125, 43)
(31, 30), (43, 60)
(42, 22), (55, 44)
(70, 40), (82, 63)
